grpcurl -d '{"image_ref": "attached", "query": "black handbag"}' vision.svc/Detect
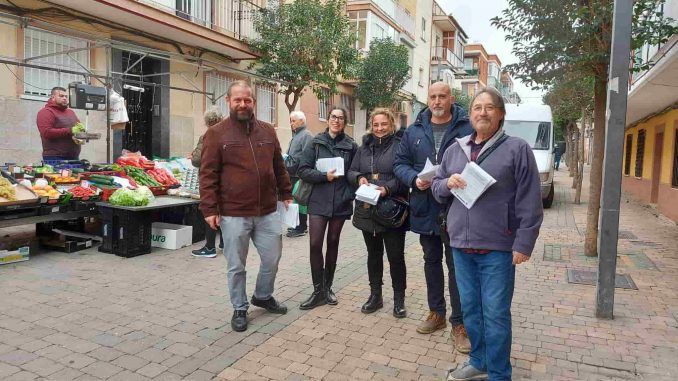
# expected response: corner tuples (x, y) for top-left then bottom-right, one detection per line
(439, 133), (509, 245)
(292, 145), (319, 205)
(373, 196), (409, 229)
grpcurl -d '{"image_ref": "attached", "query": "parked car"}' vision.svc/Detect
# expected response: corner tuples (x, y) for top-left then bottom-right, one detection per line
(504, 104), (555, 208)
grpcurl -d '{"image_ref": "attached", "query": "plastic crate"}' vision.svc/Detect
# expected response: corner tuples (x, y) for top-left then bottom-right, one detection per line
(99, 207), (152, 258)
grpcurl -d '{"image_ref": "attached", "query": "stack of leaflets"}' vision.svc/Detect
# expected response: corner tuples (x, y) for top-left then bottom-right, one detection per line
(355, 184), (381, 205)
(316, 157), (345, 176)
(417, 158), (439, 182)
(449, 162), (497, 209)
(277, 202), (299, 228)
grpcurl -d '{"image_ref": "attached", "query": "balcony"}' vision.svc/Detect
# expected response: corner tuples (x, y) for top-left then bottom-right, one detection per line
(464, 68), (478, 77)
(432, 2), (456, 32)
(140, 0), (261, 40)
(47, 0), (260, 60)
(431, 46), (464, 71)
(347, 0), (412, 37)
(395, 6), (415, 39)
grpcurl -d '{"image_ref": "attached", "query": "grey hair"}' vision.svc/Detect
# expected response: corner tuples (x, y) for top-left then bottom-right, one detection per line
(470, 87), (506, 128)
(289, 111), (306, 124)
(204, 107), (223, 127)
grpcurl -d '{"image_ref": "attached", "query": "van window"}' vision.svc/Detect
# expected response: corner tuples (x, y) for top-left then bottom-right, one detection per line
(503, 121), (551, 150)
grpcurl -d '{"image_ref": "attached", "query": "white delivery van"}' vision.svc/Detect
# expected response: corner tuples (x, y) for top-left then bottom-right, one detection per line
(503, 104), (555, 208)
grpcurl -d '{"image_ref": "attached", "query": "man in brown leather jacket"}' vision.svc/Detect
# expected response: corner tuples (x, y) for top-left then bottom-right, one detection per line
(199, 80), (293, 332)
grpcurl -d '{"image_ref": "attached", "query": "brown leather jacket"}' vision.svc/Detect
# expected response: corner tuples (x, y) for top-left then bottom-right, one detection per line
(199, 116), (292, 218)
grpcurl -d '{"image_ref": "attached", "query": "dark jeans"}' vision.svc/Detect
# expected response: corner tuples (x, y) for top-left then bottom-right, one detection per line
(362, 230), (406, 292)
(420, 234), (463, 325)
(554, 155), (562, 170)
(204, 223), (222, 249)
(308, 215), (345, 271)
(453, 249), (515, 380)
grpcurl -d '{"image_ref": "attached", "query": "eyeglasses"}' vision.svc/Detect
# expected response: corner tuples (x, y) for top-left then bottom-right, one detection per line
(471, 104), (498, 113)
(329, 114), (345, 121)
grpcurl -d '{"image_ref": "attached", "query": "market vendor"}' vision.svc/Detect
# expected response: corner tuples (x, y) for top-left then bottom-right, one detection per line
(36, 86), (86, 161)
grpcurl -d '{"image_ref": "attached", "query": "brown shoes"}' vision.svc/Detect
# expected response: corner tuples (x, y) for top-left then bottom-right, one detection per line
(416, 311), (447, 334)
(452, 324), (471, 354)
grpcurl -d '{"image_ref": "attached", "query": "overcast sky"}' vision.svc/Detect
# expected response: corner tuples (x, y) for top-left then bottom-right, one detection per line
(439, 0), (546, 104)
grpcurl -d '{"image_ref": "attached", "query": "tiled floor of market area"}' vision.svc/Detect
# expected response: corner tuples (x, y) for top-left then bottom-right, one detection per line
(1, 165), (677, 381)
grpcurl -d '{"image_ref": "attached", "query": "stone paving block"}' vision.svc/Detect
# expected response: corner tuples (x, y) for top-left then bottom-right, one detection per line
(0, 350), (38, 366)
(4, 370), (39, 380)
(58, 352), (96, 369)
(135, 362), (167, 379)
(0, 362), (21, 378)
(111, 354), (149, 371)
(215, 367), (244, 380)
(81, 361), (124, 379)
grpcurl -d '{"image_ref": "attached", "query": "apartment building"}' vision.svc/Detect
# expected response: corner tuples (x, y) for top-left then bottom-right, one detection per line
(500, 71), (521, 104)
(461, 43), (489, 97)
(621, 0), (678, 222)
(0, 0), (283, 164)
(430, 1), (468, 91)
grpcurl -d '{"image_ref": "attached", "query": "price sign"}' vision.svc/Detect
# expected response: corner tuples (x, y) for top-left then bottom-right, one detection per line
(60, 169), (72, 178)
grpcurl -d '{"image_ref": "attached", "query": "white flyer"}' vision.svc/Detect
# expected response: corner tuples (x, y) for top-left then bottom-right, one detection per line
(316, 157), (345, 176)
(417, 158), (439, 182)
(449, 162), (497, 209)
(277, 202), (299, 228)
(355, 184), (381, 205)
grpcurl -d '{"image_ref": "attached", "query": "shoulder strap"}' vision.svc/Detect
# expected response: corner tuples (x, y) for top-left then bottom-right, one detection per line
(476, 134), (509, 165)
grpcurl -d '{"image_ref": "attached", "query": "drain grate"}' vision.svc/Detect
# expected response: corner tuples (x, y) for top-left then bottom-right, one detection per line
(566, 269), (638, 290)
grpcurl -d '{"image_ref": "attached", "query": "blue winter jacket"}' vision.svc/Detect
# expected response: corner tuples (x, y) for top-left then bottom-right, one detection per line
(393, 103), (474, 235)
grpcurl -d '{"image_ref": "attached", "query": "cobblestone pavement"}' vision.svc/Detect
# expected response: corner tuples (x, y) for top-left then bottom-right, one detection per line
(0, 165), (676, 381)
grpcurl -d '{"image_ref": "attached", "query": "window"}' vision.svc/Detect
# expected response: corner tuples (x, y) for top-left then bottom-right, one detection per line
(205, 72), (236, 116)
(318, 88), (332, 120)
(256, 83), (276, 124)
(635, 129), (646, 177)
(673, 130), (678, 187)
(464, 58), (474, 70)
(349, 11), (368, 50)
(624, 134), (633, 175)
(23, 28), (90, 97)
(340, 94), (355, 125)
(421, 18), (426, 41)
(418, 67), (424, 87)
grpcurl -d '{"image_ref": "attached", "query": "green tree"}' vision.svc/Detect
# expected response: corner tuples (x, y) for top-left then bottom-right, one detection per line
(355, 38), (410, 111)
(249, 0), (359, 113)
(452, 88), (471, 111)
(493, 0), (676, 256)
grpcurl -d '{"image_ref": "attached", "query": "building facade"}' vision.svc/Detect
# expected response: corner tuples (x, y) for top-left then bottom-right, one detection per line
(621, 1), (678, 222)
(0, 0), (287, 164)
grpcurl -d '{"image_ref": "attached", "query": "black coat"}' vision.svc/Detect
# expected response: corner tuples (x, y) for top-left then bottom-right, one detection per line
(348, 130), (408, 234)
(298, 130), (358, 218)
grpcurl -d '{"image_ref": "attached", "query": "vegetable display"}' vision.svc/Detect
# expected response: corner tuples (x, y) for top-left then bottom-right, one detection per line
(68, 186), (96, 198)
(0, 177), (16, 201)
(146, 169), (180, 187)
(108, 188), (150, 206)
(116, 155), (155, 169)
(32, 184), (61, 199)
(123, 166), (161, 187)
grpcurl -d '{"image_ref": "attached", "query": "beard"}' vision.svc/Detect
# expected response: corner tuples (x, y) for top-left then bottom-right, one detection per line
(431, 108), (445, 117)
(231, 108), (252, 122)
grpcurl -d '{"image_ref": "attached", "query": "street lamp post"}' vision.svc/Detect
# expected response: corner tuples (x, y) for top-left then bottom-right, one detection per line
(595, 0), (633, 319)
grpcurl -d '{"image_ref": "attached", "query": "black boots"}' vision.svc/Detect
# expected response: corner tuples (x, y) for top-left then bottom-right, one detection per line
(300, 268), (326, 310)
(361, 286), (383, 314)
(324, 263), (338, 305)
(393, 290), (406, 318)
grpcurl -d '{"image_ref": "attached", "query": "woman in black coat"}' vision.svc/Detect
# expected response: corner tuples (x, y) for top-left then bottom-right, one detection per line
(348, 108), (409, 318)
(297, 106), (358, 310)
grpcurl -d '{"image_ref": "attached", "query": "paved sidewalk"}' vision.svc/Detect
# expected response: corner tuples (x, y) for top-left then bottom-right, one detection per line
(0, 165), (676, 380)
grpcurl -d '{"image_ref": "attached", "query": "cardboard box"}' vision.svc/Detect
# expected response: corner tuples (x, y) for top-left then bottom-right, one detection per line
(151, 223), (193, 250)
(0, 246), (30, 265)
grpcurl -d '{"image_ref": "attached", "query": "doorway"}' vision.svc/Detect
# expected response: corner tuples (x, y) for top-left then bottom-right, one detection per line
(651, 131), (664, 203)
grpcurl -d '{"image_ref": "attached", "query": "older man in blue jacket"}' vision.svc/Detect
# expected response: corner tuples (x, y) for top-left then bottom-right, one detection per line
(394, 82), (473, 353)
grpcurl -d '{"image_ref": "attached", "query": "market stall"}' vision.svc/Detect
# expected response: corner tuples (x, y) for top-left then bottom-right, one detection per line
(1, 154), (204, 262)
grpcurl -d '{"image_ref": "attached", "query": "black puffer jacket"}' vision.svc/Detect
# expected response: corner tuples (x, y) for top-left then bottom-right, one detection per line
(298, 130), (358, 218)
(348, 130), (408, 233)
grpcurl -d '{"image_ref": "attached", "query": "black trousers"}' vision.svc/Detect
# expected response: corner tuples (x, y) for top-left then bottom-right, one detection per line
(420, 234), (463, 325)
(362, 230), (406, 292)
